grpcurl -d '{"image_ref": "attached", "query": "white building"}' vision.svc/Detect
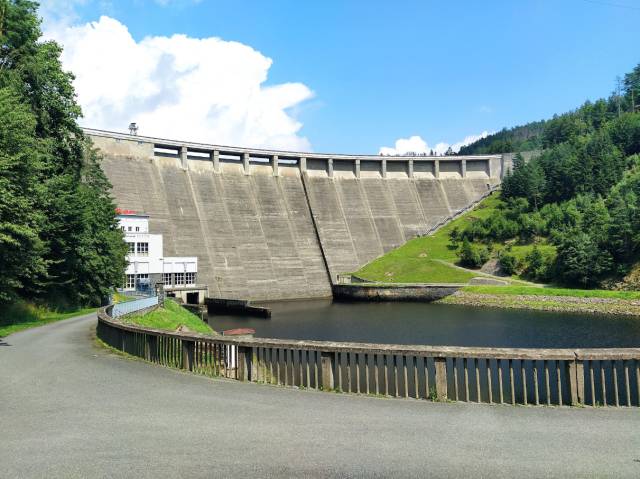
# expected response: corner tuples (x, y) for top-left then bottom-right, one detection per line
(117, 209), (205, 303)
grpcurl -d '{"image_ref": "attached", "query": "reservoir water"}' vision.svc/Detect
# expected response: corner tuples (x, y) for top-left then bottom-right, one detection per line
(207, 300), (640, 348)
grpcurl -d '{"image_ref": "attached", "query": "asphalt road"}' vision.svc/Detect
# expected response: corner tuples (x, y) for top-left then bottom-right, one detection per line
(2, 314), (640, 478)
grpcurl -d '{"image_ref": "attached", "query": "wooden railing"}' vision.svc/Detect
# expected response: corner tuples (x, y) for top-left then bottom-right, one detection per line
(97, 308), (640, 407)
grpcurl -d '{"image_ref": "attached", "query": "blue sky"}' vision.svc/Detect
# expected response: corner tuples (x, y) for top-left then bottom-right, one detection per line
(44, 0), (640, 154)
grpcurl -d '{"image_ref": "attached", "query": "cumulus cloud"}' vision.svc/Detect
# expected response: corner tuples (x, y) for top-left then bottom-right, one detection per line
(379, 131), (490, 156)
(43, 15), (314, 150)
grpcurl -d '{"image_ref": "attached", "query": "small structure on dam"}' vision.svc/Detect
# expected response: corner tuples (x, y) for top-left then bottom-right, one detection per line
(90, 128), (504, 302)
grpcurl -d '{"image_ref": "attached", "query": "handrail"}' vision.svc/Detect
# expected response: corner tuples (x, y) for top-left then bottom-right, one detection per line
(83, 127), (502, 162)
(97, 307), (640, 407)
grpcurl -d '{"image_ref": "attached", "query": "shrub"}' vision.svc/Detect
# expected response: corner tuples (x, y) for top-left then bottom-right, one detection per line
(498, 251), (518, 276)
(523, 245), (553, 282)
(458, 239), (490, 269)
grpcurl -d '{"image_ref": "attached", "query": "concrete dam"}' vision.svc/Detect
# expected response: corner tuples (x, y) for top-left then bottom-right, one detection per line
(87, 129), (504, 301)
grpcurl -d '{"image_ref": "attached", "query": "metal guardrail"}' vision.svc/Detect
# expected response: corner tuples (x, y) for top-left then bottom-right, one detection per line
(111, 296), (159, 318)
(97, 307), (640, 407)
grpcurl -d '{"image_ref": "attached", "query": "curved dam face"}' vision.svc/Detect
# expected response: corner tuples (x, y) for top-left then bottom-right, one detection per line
(88, 129), (502, 301)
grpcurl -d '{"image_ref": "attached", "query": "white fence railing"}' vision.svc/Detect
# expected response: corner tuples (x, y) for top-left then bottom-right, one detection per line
(111, 296), (159, 318)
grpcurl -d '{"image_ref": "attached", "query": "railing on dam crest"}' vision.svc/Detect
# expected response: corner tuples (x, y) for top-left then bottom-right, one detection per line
(97, 307), (640, 407)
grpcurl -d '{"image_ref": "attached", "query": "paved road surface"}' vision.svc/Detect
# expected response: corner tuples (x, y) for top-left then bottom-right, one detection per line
(2, 314), (640, 478)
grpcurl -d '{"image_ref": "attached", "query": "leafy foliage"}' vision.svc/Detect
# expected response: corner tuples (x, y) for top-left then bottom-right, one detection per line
(0, 0), (127, 308)
(458, 239), (489, 269)
(455, 63), (640, 288)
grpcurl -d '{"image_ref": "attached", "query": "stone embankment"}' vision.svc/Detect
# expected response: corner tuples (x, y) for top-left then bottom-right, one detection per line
(332, 283), (462, 301)
(439, 291), (640, 317)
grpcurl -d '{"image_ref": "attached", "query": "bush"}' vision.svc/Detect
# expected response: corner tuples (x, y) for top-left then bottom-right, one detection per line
(498, 251), (518, 276)
(458, 239), (490, 269)
(523, 245), (553, 282)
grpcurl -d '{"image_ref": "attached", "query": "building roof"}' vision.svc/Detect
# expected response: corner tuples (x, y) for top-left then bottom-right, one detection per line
(115, 208), (149, 218)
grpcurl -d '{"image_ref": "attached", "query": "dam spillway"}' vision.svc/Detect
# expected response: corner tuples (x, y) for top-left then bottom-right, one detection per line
(87, 128), (503, 301)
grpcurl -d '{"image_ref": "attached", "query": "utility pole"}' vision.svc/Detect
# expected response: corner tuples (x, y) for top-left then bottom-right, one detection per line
(615, 76), (623, 117)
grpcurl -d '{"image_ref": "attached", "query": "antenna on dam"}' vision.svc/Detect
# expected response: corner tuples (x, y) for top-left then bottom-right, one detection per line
(128, 122), (138, 136)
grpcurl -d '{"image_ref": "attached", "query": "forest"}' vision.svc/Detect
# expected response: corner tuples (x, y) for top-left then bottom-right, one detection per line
(455, 63), (640, 288)
(0, 0), (127, 314)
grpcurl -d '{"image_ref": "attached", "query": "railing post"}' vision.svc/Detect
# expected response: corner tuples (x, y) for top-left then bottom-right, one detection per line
(182, 339), (195, 371)
(575, 359), (585, 404)
(434, 357), (448, 400)
(147, 334), (157, 362)
(321, 351), (335, 390)
(237, 346), (251, 381)
(212, 149), (220, 173)
(250, 347), (258, 382)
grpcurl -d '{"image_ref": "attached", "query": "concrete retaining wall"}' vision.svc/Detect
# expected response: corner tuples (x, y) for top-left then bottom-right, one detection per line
(90, 129), (501, 301)
(332, 284), (461, 301)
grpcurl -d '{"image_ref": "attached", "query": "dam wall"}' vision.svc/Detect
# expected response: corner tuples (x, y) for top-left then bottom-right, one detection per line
(88, 129), (501, 301)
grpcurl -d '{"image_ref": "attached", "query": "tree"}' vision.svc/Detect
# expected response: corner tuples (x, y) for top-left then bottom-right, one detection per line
(554, 231), (612, 287)
(0, 0), (127, 308)
(498, 250), (517, 276)
(0, 87), (46, 303)
(623, 64), (640, 111)
(458, 239), (489, 269)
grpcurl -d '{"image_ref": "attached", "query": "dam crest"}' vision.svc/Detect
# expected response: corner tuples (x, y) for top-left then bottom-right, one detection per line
(87, 128), (504, 301)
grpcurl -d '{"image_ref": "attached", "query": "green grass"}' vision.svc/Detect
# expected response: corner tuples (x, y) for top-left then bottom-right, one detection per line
(121, 299), (214, 335)
(507, 243), (557, 266)
(0, 302), (97, 338)
(356, 259), (476, 284)
(462, 285), (640, 300)
(355, 194), (504, 283)
(112, 291), (135, 303)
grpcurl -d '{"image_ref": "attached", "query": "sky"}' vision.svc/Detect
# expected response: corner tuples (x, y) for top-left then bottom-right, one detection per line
(40, 0), (640, 155)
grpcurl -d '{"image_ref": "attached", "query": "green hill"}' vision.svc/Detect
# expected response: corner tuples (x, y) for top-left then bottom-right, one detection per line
(357, 62), (640, 291)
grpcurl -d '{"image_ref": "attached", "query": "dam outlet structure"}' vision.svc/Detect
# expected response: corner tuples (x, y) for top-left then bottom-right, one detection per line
(87, 128), (505, 302)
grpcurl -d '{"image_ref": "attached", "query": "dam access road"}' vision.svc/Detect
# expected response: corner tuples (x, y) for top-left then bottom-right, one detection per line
(2, 315), (640, 478)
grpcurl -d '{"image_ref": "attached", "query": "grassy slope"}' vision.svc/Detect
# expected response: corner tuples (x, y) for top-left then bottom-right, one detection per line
(463, 285), (640, 300)
(356, 195), (509, 283)
(121, 299), (214, 335)
(0, 302), (97, 338)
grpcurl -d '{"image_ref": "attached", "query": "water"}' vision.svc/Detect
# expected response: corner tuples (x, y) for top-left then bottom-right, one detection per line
(207, 300), (640, 348)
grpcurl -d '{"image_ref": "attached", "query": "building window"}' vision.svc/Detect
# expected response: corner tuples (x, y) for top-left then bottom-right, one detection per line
(128, 242), (135, 254)
(137, 242), (148, 256)
(128, 226), (132, 231)
(175, 272), (185, 286)
(121, 226), (125, 231)
(185, 272), (196, 285)
(125, 274), (135, 289)
(163, 273), (172, 286)
(135, 226), (140, 232)
(136, 274), (149, 291)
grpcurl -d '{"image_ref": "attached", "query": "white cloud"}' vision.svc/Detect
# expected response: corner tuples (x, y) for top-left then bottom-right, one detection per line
(379, 131), (490, 156)
(44, 15), (314, 150)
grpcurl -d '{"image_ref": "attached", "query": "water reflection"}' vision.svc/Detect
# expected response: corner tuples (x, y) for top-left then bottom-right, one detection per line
(207, 300), (640, 348)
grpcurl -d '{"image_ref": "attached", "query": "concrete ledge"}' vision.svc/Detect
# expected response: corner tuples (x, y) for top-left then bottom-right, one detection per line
(205, 298), (271, 318)
(332, 283), (462, 302)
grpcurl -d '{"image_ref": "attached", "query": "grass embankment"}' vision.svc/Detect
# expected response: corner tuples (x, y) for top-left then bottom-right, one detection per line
(120, 299), (214, 335)
(0, 302), (97, 338)
(462, 285), (640, 300)
(438, 285), (640, 317)
(356, 194), (529, 284)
